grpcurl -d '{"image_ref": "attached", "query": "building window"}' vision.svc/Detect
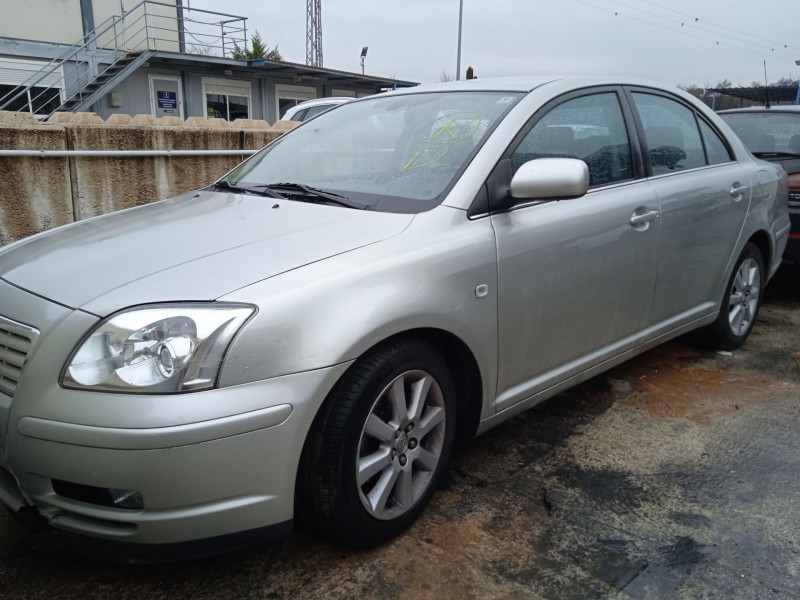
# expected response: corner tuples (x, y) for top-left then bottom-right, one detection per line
(206, 93), (249, 120)
(202, 77), (251, 121)
(0, 84), (62, 114)
(0, 58), (63, 116)
(275, 84), (316, 120)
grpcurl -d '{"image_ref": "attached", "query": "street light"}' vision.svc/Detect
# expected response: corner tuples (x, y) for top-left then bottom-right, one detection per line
(360, 46), (368, 75)
(796, 60), (800, 105)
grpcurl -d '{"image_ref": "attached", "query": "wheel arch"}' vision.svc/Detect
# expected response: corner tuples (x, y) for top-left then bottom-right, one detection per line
(393, 327), (484, 446)
(293, 327), (485, 535)
(747, 230), (772, 274)
(320, 327), (484, 447)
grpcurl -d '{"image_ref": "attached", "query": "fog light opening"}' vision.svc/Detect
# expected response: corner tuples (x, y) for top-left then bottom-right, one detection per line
(52, 479), (144, 510)
(108, 488), (144, 509)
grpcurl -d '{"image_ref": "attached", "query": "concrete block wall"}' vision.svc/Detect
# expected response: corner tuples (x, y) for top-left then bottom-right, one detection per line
(0, 111), (297, 245)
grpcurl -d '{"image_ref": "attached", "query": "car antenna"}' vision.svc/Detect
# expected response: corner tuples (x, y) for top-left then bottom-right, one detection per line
(764, 61), (771, 109)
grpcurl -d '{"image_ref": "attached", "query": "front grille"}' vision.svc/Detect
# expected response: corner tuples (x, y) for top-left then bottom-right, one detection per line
(0, 316), (39, 397)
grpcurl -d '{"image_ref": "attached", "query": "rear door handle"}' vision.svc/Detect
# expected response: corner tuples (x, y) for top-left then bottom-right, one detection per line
(630, 210), (660, 226)
(730, 183), (749, 198)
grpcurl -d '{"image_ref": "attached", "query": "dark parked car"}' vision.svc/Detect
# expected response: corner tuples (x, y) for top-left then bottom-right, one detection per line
(719, 106), (800, 264)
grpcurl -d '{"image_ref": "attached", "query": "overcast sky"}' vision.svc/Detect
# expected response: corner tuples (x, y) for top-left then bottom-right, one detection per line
(186, 0), (799, 88)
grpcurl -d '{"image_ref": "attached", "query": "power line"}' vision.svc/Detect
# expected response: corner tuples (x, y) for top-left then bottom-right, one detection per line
(566, 0), (799, 67)
(255, 0), (299, 62)
(636, 0), (800, 53)
(601, 0), (797, 59)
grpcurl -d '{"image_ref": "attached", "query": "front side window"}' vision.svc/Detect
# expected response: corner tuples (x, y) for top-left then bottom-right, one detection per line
(228, 91), (523, 212)
(632, 93), (705, 175)
(511, 92), (633, 187)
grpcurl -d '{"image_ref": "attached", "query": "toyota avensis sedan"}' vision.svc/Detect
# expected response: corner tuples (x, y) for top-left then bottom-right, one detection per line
(0, 77), (790, 560)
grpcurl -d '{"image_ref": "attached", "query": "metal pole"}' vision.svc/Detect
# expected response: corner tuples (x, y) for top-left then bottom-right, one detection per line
(456, 0), (463, 80)
(176, 0), (186, 53)
(0, 149), (259, 158)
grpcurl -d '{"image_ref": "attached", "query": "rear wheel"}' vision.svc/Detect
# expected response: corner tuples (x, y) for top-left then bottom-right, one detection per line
(700, 242), (765, 350)
(297, 338), (456, 547)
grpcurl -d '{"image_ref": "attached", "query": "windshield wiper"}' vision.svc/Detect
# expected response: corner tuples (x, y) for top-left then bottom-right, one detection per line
(255, 182), (374, 210)
(211, 179), (284, 199)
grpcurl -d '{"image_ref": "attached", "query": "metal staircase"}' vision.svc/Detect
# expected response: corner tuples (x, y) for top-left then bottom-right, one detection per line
(55, 50), (155, 114)
(0, 1), (247, 119)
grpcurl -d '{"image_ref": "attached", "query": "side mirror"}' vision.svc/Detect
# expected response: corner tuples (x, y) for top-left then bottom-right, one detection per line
(509, 158), (589, 201)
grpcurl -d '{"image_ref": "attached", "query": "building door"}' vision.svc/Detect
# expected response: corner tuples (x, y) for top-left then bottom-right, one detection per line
(149, 75), (184, 119)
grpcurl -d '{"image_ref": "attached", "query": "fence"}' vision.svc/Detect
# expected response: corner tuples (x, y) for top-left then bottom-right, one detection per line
(0, 110), (296, 245)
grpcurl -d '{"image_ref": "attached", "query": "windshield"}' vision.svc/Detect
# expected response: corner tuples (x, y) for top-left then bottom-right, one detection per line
(720, 112), (800, 155)
(226, 91), (523, 212)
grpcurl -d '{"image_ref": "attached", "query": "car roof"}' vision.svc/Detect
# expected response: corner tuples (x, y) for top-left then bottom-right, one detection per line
(291, 97), (355, 109)
(379, 75), (700, 96)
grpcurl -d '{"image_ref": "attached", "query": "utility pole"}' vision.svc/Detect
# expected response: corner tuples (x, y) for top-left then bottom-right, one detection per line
(456, 0), (463, 80)
(306, 0), (323, 67)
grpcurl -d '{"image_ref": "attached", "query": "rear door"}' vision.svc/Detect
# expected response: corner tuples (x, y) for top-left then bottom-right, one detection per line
(490, 88), (661, 412)
(627, 89), (751, 327)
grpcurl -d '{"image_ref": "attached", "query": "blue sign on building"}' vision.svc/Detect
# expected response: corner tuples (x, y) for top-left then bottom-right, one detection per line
(157, 91), (177, 111)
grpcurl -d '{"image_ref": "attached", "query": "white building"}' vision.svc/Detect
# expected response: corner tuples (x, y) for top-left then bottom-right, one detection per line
(0, 0), (415, 121)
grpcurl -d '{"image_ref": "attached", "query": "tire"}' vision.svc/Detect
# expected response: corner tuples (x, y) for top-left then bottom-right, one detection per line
(297, 338), (456, 548)
(699, 242), (765, 350)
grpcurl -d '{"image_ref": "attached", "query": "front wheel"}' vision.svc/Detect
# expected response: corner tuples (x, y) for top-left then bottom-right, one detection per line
(297, 338), (456, 547)
(699, 242), (765, 350)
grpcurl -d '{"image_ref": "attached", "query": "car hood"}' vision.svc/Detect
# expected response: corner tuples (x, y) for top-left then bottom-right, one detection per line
(0, 191), (414, 315)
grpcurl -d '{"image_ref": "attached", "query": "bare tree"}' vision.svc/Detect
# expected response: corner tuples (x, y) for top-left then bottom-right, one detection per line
(439, 70), (454, 83)
(187, 44), (218, 57)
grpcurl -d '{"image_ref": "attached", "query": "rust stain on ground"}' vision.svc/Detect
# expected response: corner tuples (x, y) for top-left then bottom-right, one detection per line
(378, 519), (487, 597)
(608, 343), (774, 424)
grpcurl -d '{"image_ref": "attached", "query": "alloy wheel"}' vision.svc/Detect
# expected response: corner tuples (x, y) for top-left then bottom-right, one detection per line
(356, 369), (446, 520)
(728, 257), (761, 337)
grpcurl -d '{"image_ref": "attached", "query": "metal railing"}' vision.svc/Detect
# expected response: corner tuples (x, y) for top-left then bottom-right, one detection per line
(0, 149), (258, 157)
(0, 1), (247, 116)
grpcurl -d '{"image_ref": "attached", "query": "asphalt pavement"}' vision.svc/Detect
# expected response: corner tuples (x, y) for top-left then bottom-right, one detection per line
(2, 269), (799, 599)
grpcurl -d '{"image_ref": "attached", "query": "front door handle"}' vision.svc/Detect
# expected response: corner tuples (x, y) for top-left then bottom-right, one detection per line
(630, 210), (660, 226)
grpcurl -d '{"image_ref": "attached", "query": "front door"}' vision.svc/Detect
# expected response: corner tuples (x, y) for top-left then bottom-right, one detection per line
(492, 90), (660, 412)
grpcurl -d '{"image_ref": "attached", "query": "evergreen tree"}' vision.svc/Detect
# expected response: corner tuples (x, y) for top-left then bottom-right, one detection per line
(231, 31), (283, 61)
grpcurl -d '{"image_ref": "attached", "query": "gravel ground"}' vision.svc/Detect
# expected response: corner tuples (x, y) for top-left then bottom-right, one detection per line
(2, 269), (799, 600)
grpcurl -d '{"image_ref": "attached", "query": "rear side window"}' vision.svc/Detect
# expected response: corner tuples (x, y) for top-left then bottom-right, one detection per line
(698, 120), (733, 165)
(510, 92), (633, 187)
(303, 104), (334, 120)
(632, 93), (705, 175)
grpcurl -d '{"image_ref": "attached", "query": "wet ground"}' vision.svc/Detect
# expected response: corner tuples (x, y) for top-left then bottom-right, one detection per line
(2, 270), (800, 599)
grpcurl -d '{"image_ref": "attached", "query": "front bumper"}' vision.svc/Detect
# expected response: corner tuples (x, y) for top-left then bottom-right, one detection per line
(0, 358), (350, 554)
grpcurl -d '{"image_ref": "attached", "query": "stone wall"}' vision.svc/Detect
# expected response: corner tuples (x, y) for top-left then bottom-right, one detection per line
(0, 111), (297, 245)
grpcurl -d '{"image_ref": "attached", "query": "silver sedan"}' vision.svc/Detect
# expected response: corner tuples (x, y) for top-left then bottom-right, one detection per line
(0, 76), (790, 559)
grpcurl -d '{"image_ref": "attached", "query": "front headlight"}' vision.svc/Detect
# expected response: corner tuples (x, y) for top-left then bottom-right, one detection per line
(62, 303), (255, 393)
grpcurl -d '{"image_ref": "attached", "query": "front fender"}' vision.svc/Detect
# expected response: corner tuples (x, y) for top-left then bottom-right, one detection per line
(219, 205), (499, 416)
